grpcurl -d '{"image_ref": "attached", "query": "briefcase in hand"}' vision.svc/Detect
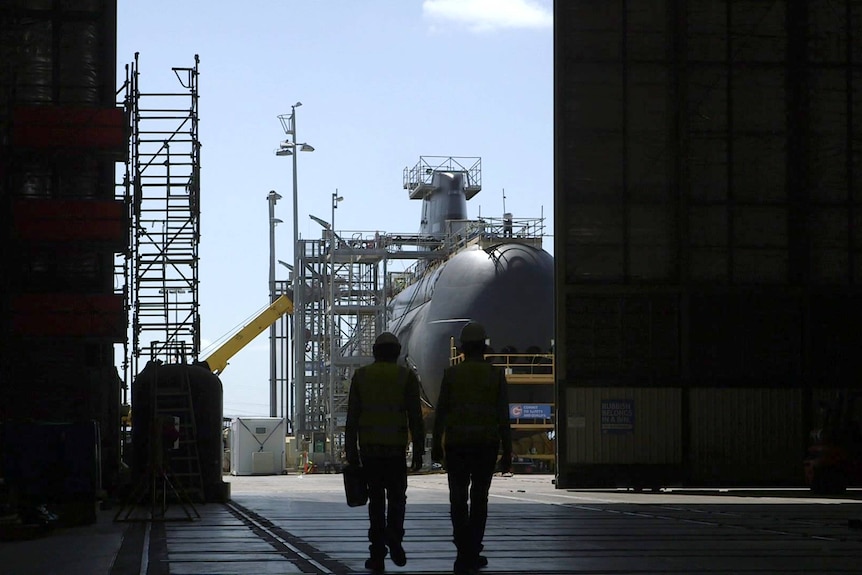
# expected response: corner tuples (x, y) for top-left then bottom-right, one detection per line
(342, 464), (368, 507)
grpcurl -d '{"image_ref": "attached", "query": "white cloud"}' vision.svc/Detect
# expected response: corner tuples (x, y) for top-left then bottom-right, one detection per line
(422, 0), (552, 33)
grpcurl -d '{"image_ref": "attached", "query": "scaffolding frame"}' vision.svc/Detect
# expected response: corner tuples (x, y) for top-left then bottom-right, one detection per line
(294, 232), (389, 463)
(124, 54), (202, 381)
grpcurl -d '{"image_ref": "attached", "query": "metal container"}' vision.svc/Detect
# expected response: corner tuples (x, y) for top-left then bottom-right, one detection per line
(229, 417), (285, 476)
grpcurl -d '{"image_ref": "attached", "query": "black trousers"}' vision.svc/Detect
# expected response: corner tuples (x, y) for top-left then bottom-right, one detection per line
(445, 446), (498, 563)
(362, 455), (408, 557)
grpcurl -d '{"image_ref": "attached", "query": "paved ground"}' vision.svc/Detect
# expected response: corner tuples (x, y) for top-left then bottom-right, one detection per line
(2, 473), (862, 574)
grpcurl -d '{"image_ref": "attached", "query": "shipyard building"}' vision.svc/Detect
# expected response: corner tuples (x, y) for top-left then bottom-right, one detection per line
(554, 2), (862, 488)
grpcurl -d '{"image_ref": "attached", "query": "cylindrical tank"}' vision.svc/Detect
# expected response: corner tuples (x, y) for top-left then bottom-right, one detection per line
(131, 361), (227, 503)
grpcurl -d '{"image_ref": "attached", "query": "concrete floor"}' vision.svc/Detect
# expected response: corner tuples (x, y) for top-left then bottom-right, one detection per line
(1, 473), (861, 574)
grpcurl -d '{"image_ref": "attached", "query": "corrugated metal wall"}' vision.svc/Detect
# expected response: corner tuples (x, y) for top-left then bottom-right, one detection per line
(565, 387), (682, 465)
(555, 1), (862, 488)
(687, 388), (804, 483)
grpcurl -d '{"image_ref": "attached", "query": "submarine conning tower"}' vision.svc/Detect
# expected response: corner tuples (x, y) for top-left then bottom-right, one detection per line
(403, 156), (482, 239)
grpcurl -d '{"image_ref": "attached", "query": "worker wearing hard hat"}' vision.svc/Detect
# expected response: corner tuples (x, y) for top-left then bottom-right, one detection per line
(345, 331), (425, 572)
(432, 322), (513, 575)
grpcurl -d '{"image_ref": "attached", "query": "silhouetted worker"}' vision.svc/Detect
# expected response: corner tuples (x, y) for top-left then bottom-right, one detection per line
(432, 322), (513, 575)
(345, 331), (425, 572)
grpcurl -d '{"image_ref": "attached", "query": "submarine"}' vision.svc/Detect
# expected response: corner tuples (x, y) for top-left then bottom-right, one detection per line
(387, 157), (555, 433)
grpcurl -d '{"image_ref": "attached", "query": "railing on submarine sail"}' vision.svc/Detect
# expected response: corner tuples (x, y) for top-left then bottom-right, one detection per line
(442, 216), (546, 253)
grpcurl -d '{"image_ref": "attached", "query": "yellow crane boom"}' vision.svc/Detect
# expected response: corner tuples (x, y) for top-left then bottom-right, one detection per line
(200, 294), (294, 375)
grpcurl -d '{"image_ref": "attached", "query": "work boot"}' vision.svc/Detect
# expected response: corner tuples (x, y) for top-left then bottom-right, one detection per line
(453, 561), (478, 575)
(365, 543), (387, 572)
(454, 554), (479, 575)
(365, 556), (385, 572)
(389, 542), (407, 566)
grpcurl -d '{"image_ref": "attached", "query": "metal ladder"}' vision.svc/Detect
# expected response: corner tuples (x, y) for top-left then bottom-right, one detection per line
(114, 361), (201, 522)
(154, 364), (205, 503)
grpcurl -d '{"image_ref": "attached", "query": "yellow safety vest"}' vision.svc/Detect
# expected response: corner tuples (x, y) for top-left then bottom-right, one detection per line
(354, 362), (410, 449)
(441, 361), (503, 446)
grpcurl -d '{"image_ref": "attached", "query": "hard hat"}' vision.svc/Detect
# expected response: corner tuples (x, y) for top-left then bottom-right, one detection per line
(460, 322), (487, 343)
(374, 332), (399, 346)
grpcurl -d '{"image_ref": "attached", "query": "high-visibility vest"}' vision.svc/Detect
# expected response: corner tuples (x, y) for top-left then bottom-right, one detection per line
(442, 361), (503, 447)
(354, 362), (410, 449)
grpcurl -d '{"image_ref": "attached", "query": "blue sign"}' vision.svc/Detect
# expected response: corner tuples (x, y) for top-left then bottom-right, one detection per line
(509, 404), (552, 420)
(601, 399), (634, 433)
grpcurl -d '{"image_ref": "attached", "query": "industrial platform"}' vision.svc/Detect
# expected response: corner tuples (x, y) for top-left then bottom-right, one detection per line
(1, 473), (862, 575)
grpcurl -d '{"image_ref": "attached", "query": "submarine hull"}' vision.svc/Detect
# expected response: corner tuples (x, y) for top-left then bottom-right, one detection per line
(388, 241), (554, 412)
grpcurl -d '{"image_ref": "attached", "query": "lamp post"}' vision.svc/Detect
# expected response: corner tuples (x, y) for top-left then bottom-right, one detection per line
(277, 102), (314, 440)
(267, 190), (282, 417)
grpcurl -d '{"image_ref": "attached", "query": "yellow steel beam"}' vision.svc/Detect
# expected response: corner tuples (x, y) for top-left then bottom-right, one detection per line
(201, 294), (294, 375)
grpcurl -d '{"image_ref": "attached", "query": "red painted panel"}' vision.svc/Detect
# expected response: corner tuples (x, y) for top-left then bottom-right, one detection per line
(12, 199), (127, 243)
(12, 106), (127, 151)
(11, 293), (126, 340)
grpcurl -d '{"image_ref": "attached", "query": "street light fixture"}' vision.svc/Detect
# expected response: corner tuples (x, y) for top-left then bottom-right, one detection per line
(277, 142), (316, 154)
(277, 102), (314, 440)
(308, 214), (331, 230)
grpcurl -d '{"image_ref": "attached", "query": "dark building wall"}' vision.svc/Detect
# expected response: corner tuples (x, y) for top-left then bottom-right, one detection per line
(555, 1), (862, 487)
(0, 0), (126, 497)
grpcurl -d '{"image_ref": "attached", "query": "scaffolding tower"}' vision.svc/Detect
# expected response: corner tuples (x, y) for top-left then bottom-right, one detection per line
(124, 54), (202, 379)
(295, 231), (391, 462)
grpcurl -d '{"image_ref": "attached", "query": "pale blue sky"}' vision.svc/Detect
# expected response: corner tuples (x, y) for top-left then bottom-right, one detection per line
(117, 0), (553, 418)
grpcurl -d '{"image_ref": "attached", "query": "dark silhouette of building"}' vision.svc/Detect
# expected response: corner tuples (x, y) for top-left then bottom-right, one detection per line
(554, 2), (862, 488)
(0, 1), (127, 508)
